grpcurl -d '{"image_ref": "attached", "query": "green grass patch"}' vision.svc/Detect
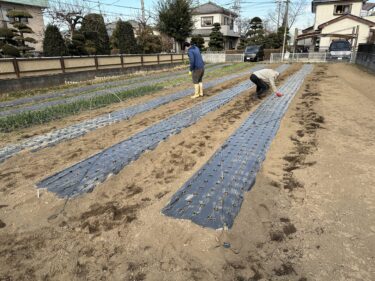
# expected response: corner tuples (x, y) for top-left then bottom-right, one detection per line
(0, 65), (188, 103)
(0, 85), (163, 133)
(0, 63), (252, 133)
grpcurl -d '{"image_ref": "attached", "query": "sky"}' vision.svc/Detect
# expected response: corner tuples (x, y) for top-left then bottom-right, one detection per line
(51, 0), (314, 30)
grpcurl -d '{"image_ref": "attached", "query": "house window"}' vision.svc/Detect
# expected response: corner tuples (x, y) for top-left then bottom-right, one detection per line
(201, 16), (213, 27)
(334, 5), (351, 15)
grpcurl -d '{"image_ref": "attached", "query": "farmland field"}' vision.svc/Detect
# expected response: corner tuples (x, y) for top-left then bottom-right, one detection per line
(0, 63), (374, 281)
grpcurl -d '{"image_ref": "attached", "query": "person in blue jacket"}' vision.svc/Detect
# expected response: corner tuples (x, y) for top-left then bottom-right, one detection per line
(184, 42), (205, 99)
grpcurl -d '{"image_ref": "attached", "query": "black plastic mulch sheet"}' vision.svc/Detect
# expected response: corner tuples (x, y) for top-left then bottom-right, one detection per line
(162, 64), (313, 229)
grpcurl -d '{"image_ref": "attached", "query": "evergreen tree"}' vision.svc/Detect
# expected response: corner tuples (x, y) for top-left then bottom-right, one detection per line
(67, 31), (87, 55)
(190, 34), (205, 51)
(157, 0), (194, 51)
(246, 17), (265, 45)
(137, 26), (162, 54)
(81, 13), (110, 55)
(111, 20), (137, 54)
(43, 24), (68, 56)
(208, 23), (224, 51)
(237, 36), (248, 50)
(6, 10), (36, 56)
(263, 26), (288, 49)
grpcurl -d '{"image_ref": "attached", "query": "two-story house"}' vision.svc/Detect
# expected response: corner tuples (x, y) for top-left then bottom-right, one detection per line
(0, 0), (48, 52)
(189, 2), (240, 50)
(297, 0), (375, 51)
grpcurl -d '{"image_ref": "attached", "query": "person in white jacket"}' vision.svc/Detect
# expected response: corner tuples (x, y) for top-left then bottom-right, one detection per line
(250, 69), (283, 98)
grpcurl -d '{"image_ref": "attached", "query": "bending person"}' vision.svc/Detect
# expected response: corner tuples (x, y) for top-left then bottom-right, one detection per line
(184, 42), (205, 99)
(250, 68), (283, 99)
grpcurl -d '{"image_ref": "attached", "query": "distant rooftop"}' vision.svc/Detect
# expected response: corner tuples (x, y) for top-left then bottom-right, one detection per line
(362, 2), (375, 10)
(192, 1), (237, 17)
(0, 0), (48, 8)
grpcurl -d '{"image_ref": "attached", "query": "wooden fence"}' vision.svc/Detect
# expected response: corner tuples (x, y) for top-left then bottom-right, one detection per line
(0, 54), (186, 80)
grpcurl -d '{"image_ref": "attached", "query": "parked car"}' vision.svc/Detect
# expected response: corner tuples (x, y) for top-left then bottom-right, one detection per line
(328, 40), (352, 61)
(243, 45), (264, 62)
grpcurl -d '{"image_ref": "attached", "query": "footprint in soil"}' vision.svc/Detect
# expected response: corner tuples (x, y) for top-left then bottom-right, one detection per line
(282, 222), (297, 236)
(79, 202), (139, 234)
(273, 263), (296, 276)
(0, 219), (6, 228)
(123, 183), (143, 198)
(155, 191), (170, 199)
(256, 204), (271, 230)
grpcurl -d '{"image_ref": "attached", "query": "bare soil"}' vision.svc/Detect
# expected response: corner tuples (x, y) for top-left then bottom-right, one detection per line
(0, 63), (374, 281)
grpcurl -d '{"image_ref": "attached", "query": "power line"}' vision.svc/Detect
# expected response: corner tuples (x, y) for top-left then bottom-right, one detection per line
(47, 0), (144, 19)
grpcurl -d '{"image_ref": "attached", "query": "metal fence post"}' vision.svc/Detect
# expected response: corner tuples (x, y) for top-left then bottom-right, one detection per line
(141, 55), (144, 66)
(94, 56), (99, 70)
(157, 54), (160, 65)
(13, 58), (20, 78)
(60, 57), (66, 73)
(170, 54), (173, 64)
(120, 54), (124, 68)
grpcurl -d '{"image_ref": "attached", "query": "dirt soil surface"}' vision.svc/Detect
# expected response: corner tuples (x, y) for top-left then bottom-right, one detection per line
(0, 63), (374, 281)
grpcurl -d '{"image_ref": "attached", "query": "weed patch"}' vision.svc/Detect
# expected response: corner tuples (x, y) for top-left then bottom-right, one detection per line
(0, 85), (163, 132)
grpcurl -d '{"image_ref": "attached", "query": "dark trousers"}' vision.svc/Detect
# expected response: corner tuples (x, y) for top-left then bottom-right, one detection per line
(192, 68), (204, 84)
(250, 74), (269, 95)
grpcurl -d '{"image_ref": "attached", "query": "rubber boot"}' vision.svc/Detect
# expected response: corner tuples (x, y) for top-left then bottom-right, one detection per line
(191, 84), (200, 99)
(199, 82), (204, 97)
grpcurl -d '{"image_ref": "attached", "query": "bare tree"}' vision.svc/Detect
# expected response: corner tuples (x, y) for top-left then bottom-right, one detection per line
(266, 0), (308, 30)
(240, 18), (252, 37)
(44, 0), (90, 38)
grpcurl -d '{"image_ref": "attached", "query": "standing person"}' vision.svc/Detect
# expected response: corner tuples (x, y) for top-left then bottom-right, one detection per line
(184, 42), (205, 99)
(249, 68), (283, 99)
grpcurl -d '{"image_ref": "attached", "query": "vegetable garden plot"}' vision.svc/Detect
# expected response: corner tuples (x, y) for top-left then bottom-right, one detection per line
(0, 66), (261, 164)
(0, 64), (228, 117)
(162, 64), (313, 229)
(37, 65), (289, 198)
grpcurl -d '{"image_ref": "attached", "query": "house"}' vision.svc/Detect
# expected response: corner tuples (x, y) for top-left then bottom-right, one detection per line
(107, 20), (141, 37)
(0, 0), (48, 52)
(297, 0), (375, 51)
(189, 1), (240, 50)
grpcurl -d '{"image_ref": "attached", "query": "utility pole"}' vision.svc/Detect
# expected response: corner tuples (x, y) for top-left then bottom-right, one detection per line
(281, 0), (289, 61)
(233, 0), (242, 35)
(276, 0), (281, 29)
(140, 0), (145, 23)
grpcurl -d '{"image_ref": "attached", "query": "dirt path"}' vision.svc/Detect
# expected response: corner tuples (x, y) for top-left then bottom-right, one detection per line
(0, 63), (373, 281)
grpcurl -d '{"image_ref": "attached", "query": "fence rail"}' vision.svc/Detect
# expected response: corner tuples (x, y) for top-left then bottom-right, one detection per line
(270, 52), (329, 63)
(0, 54), (186, 80)
(202, 53), (244, 63)
(269, 52), (361, 63)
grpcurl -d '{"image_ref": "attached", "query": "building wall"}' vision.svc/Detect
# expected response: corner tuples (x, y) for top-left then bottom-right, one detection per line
(314, 2), (363, 29)
(192, 13), (239, 37)
(364, 15), (375, 22)
(0, 2), (45, 52)
(319, 18), (372, 50)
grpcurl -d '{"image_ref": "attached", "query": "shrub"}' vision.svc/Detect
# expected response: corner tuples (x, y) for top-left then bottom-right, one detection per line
(43, 25), (68, 56)
(2, 44), (20, 57)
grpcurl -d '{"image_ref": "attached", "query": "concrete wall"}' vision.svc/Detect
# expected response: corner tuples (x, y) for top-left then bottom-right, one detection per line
(0, 62), (184, 94)
(0, 2), (45, 52)
(314, 1), (363, 29)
